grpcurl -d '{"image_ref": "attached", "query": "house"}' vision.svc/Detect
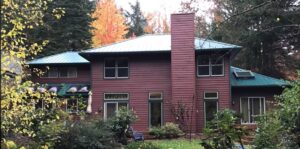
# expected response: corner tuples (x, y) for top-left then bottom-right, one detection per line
(28, 13), (288, 132)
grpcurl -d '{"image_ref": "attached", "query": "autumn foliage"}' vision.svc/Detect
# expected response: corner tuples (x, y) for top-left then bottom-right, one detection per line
(91, 0), (128, 47)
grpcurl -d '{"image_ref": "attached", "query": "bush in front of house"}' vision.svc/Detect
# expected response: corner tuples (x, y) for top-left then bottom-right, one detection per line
(54, 120), (119, 149)
(149, 122), (183, 139)
(200, 109), (247, 149)
(126, 141), (159, 149)
(109, 107), (138, 145)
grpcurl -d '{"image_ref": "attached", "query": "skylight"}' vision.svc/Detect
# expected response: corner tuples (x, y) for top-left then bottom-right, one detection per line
(234, 71), (255, 78)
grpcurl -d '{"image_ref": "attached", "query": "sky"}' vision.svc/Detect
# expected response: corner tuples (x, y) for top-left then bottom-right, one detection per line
(114, 0), (214, 19)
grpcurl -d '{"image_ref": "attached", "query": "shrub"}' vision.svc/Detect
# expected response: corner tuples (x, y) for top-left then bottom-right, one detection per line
(200, 109), (247, 149)
(253, 72), (300, 148)
(55, 120), (119, 149)
(109, 107), (137, 145)
(149, 122), (183, 139)
(126, 141), (158, 149)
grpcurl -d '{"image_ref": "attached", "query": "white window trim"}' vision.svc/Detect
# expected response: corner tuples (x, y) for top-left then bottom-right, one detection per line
(204, 91), (219, 100)
(149, 92), (163, 100)
(204, 100), (218, 127)
(104, 93), (129, 100)
(240, 97), (266, 124)
(197, 56), (224, 77)
(149, 101), (163, 128)
(104, 101), (129, 120)
(104, 59), (129, 79)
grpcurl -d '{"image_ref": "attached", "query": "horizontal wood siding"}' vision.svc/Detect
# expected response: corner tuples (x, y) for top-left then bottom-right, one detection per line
(196, 55), (231, 132)
(171, 13), (197, 131)
(90, 55), (172, 132)
(31, 64), (91, 84)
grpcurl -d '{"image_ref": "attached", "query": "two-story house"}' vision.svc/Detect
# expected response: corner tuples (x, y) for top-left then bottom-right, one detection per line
(28, 13), (287, 132)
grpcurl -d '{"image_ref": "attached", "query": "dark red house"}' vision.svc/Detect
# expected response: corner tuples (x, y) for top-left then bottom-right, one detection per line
(28, 13), (288, 132)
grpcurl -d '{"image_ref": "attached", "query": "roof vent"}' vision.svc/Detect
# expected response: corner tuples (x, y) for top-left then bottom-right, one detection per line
(234, 71), (255, 79)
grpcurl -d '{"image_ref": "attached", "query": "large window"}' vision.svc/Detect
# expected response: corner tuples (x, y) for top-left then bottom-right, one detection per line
(197, 55), (224, 76)
(149, 92), (163, 127)
(104, 59), (129, 79)
(104, 93), (129, 119)
(204, 91), (218, 125)
(240, 97), (265, 124)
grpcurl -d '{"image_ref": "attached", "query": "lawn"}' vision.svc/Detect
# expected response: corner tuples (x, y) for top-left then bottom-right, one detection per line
(126, 139), (204, 149)
(148, 139), (204, 149)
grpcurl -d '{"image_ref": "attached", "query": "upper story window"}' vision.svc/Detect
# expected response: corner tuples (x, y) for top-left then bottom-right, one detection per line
(104, 59), (128, 79)
(42, 67), (77, 78)
(197, 55), (224, 77)
(59, 67), (77, 78)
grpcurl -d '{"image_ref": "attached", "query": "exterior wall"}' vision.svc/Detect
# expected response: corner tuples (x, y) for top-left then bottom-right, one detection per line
(171, 13), (197, 131)
(90, 54), (172, 132)
(232, 87), (284, 114)
(31, 64), (91, 84)
(195, 53), (231, 132)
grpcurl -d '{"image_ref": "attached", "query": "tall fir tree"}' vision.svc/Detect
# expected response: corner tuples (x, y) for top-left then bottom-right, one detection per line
(31, 0), (94, 58)
(210, 0), (300, 79)
(124, 0), (147, 38)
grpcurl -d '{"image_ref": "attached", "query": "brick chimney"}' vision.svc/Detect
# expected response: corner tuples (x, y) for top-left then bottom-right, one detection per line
(171, 13), (196, 130)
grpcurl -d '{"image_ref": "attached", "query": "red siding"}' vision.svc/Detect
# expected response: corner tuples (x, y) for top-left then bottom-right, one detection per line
(171, 13), (197, 131)
(90, 55), (172, 132)
(31, 64), (91, 84)
(195, 54), (231, 132)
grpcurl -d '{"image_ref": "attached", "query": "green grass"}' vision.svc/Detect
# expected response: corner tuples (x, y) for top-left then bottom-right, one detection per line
(146, 139), (204, 149)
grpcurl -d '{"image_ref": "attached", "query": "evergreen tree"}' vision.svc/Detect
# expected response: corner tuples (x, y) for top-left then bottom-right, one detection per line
(31, 0), (94, 58)
(124, 0), (147, 38)
(210, 0), (300, 79)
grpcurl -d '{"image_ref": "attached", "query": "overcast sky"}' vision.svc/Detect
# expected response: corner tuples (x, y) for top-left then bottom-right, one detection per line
(115, 0), (214, 19)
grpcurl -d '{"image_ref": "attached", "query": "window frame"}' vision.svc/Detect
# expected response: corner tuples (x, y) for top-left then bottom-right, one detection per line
(197, 55), (224, 77)
(65, 98), (79, 113)
(148, 92), (163, 100)
(103, 93), (129, 120)
(104, 58), (129, 79)
(59, 67), (77, 78)
(240, 97), (266, 124)
(204, 91), (219, 99)
(43, 67), (58, 78)
(149, 100), (163, 128)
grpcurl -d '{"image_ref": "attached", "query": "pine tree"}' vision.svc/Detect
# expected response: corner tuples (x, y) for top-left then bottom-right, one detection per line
(124, 0), (147, 38)
(31, 0), (94, 58)
(91, 0), (127, 47)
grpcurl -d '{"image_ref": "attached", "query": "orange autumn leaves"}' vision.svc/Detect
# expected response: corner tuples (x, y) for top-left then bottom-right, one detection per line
(91, 0), (127, 47)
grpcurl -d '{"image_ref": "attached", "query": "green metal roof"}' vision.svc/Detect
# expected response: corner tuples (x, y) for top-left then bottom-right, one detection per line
(230, 67), (289, 87)
(28, 51), (89, 65)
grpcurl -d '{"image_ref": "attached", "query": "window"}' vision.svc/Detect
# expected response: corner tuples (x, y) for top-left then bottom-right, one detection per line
(47, 68), (58, 78)
(204, 91), (218, 125)
(197, 55), (224, 76)
(104, 93), (129, 119)
(65, 97), (87, 113)
(42, 67), (77, 78)
(104, 59), (129, 78)
(240, 97), (265, 124)
(204, 92), (218, 99)
(59, 67), (77, 78)
(149, 92), (163, 127)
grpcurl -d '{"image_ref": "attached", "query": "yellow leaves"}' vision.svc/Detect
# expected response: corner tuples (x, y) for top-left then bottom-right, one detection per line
(52, 8), (65, 20)
(91, 0), (128, 47)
